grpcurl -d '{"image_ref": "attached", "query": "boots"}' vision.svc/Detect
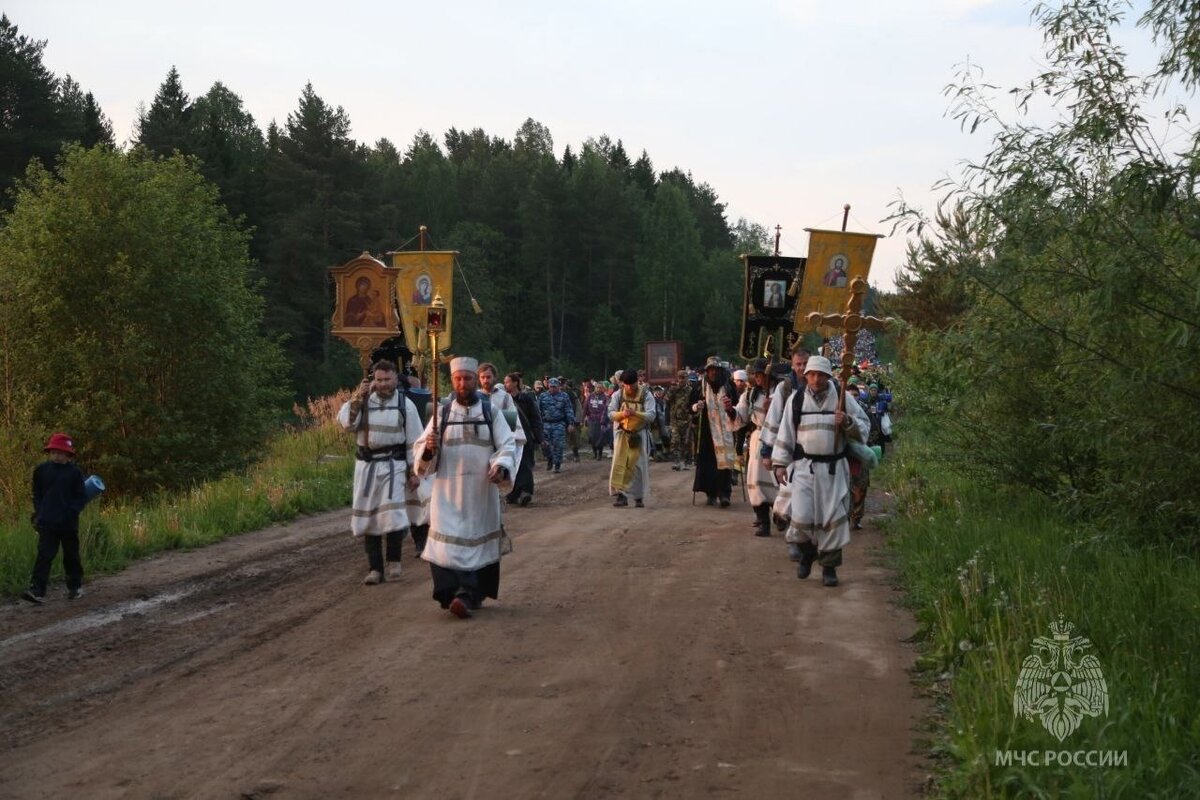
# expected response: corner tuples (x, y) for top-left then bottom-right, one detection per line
(753, 504), (771, 537)
(796, 543), (817, 579)
(822, 566), (839, 587)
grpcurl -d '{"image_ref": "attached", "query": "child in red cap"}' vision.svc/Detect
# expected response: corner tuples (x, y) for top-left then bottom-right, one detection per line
(22, 433), (87, 604)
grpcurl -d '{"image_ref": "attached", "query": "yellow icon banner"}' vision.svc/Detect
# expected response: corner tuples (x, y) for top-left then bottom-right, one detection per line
(391, 251), (456, 353)
(793, 228), (883, 334)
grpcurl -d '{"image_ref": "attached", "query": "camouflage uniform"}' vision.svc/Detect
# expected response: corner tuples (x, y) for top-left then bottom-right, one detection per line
(537, 389), (575, 471)
(664, 379), (694, 468)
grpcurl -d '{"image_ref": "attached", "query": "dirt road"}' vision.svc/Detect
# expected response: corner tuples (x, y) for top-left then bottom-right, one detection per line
(0, 456), (924, 799)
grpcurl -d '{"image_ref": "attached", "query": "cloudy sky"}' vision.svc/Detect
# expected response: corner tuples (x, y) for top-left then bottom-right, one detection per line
(6, 1), (1171, 289)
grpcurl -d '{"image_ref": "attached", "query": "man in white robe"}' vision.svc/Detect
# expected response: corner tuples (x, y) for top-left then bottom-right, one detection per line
(478, 361), (525, 473)
(608, 368), (656, 507)
(337, 360), (425, 585)
(771, 355), (869, 587)
(414, 357), (517, 619)
(734, 358), (779, 537)
(401, 374), (433, 558)
(758, 348), (809, 540)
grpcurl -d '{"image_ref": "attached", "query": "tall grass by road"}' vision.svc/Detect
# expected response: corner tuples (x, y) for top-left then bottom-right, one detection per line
(880, 420), (1200, 799)
(0, 393), (353, 596)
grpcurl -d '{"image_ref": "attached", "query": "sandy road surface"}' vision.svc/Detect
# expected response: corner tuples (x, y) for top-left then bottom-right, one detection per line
(0, 456), (924, 799)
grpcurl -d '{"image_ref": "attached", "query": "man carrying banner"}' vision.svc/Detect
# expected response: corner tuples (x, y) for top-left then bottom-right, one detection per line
(337, 360), (426, 585)
(771, 355), (869, 587)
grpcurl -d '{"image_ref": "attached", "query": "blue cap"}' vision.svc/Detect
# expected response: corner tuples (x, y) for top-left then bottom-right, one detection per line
(548, 378), (560, 387)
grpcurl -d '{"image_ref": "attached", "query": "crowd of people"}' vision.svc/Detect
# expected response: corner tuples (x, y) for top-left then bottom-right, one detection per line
(20, 347), (894, 616)
(327, 345), (895, 620)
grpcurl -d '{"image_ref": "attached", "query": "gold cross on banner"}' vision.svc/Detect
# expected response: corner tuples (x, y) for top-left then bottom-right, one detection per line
(803, 277), (893, 383)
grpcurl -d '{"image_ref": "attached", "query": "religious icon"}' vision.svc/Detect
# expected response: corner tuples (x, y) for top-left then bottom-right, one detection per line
(823, 254), (849, 288)
(763, 279), (787, 309)
(644, 340), (683, 386)
(412, 273), (433, 305)
(345, 276), (386, 327)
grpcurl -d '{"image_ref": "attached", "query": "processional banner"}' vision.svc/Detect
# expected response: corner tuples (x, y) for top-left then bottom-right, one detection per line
(793, 229), (882, 335)
(329, 253), (400, 372)
(739, 254), (805, 360)
(390, 251), (456, 353)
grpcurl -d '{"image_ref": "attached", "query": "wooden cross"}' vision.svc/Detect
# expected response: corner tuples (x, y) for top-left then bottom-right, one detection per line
(803, 276), (892, 384)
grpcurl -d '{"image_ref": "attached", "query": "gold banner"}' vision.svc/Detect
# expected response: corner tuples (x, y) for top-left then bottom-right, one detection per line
(793, 228), (883, 333)
(391, 251), (456, 352)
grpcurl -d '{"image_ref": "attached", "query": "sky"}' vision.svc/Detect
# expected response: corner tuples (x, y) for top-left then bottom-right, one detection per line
(6, 0), (1179, 290)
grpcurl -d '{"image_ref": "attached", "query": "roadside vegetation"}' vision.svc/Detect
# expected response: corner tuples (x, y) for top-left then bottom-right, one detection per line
(878, 2), (1200, 794)
(879, 418), (1199, 798)
(0, 394), (352, 595)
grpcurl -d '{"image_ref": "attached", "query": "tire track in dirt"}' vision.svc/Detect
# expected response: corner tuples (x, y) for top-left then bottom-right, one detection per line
(0, 456), (925, 798)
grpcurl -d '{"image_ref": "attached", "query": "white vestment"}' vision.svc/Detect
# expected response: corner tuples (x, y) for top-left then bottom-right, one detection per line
(759, 376), (801, 519)
(413, 397), (516, 572)
(771, 386), (869, 553)
(734, 387), (779, 507)
(337, 392), (425, 537)
(488, 385), (525, 467)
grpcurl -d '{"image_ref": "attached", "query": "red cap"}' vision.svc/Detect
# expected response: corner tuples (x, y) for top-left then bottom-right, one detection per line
(43, 433), (75, 455)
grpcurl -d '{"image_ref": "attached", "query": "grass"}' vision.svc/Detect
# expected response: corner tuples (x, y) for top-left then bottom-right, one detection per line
(0, 396), (354, 596)
(878, 419), (1200, 798)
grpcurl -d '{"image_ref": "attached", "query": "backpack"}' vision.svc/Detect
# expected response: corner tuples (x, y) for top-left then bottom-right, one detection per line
(358, 390), (413, 464)
(438, 391), (497, 453)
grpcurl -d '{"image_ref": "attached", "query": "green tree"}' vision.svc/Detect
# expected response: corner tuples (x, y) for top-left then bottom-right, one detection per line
(588, 304), (624, 378)
(186, 81), (265, 226)
(135, 66), (192, 156)
(0, 146), (286, 493)
(56, 76), (115, 148)
(259, 83), (367, 396)
(636, 181), (703, 341)
(0, 15), (73, 199)
(890, 0), (1200, 538)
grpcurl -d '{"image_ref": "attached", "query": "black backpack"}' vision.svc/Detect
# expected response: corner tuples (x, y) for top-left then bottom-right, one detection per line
(437, 392), (497, 453)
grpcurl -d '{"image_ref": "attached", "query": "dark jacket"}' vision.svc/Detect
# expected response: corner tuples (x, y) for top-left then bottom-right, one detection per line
(32, 461), (87, 531)
(515, 390), (544, 444)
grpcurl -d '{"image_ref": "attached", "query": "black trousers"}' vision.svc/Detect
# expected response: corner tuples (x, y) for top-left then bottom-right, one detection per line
(506, 443), (536, 502)
(363, 529), (406, 572)
(411, 524), (429, 556)
(29, 527), (83, 595)
(430, 561), (500, 608)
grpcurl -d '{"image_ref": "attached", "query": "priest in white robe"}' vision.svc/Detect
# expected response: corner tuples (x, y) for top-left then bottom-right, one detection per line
(413, 357), (517, 619)
(337, 359), (426, 585)
(771, 355), (868, 587)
